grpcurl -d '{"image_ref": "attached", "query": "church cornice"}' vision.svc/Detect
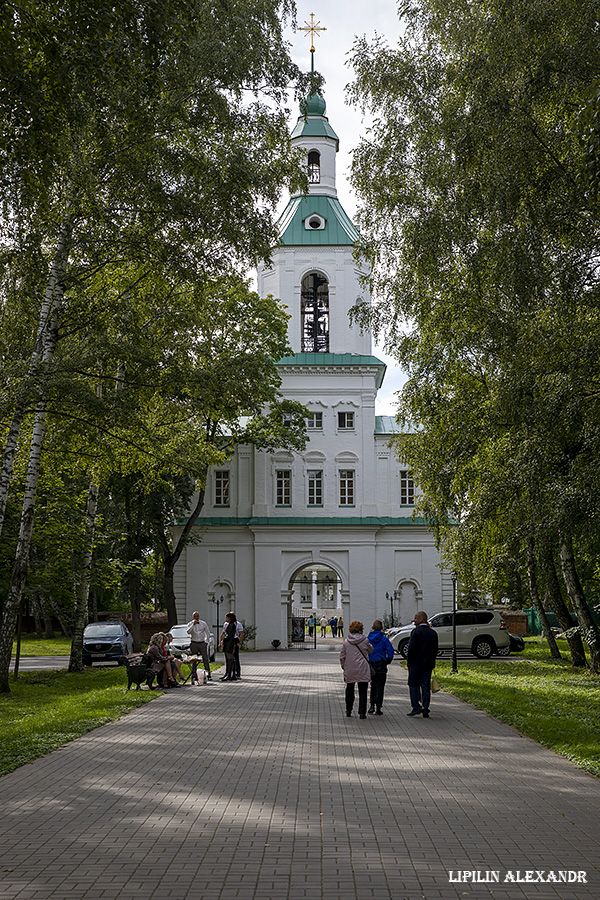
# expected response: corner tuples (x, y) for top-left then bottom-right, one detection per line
(276, 352), (386, 389)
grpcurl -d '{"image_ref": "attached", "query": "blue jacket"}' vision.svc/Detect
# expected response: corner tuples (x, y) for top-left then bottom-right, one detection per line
(368, 630), (395, 664)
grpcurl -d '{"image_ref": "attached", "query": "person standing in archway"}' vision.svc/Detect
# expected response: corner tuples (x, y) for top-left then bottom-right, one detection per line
(320, 614), (328, 637)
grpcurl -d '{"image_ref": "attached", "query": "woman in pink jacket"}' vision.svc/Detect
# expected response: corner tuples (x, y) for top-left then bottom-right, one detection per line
(340, 621), (373, 719)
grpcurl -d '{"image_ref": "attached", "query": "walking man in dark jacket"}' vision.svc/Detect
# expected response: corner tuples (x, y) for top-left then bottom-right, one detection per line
(406, 611), (439, 717)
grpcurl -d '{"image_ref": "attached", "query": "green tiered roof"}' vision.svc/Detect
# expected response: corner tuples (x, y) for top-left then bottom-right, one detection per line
(277, 195), (358, 246)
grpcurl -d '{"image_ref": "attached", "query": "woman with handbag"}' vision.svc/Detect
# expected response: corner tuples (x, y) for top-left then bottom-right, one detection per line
(339, 621), (373, 718)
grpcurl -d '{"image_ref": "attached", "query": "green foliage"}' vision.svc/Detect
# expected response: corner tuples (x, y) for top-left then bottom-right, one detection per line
(434, 649), (600, 778)
(349, 0), (600, 624)
(0, 667), (156, 776)
(0, 1), (311, 668)
(12, 633), (72, 657)
(239, 622), (257, 649)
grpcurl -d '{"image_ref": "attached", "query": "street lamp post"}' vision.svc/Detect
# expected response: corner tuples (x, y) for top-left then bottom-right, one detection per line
(386, 591), (394, 628)
(451, 571), (458, 674)
(213, 595), (223, 643)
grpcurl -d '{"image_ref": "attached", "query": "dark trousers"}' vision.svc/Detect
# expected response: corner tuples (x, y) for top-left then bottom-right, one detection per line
(233, 643), (241, 677)
(408, 664), (432, 712)
(369, 662), (388, 710)
(190, 640), (210, 675)
(345, 681), (368, 716)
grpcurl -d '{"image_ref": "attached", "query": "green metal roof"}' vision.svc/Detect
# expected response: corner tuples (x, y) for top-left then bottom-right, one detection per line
(374, 415), (419, 435)
(181, 516), (429, 527)
(277, 195), (358, 246)
(291, 111), (339, 144)
(276, 353), (387, 389)
(374, 416), (419, 435)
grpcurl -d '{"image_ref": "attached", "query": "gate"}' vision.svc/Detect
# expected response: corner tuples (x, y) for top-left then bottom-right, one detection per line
(290, 616), (318, 649)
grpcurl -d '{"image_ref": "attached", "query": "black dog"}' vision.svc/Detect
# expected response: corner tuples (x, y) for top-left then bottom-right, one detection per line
(121, 656), (155, 691)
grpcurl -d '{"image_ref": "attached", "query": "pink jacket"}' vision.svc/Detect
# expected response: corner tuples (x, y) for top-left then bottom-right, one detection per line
(340, 634), (374, 683)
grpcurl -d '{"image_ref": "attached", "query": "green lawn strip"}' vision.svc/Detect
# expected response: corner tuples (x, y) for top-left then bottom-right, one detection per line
(0, 667), (158, 777)
(12, 633), (72, 656)
(433, 654), (600, 778)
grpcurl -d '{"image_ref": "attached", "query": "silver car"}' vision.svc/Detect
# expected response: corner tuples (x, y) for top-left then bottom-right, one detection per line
(390, 609), (510, 659)
(166, 624), (216, 661)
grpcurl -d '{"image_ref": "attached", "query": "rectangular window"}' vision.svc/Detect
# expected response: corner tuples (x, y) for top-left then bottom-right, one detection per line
(276, 470), (291, 507)
(214, 470), (230, 506)
(338, 411), (354, 430)
(282, 412), (293, 427)
(400, 470), (414, 505)
(306, 411), (323, 430)
(339, 469), (355, 506)
(307, 470), (323, 506)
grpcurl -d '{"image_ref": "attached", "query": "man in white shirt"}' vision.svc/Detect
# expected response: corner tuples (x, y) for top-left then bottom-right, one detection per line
(186, 611), (212, 682)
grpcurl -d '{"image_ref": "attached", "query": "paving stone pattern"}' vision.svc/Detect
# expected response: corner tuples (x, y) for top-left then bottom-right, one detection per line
(1, 652), (599, 900)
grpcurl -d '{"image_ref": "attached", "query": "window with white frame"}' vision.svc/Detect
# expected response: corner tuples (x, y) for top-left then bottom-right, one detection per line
(307, 470), (323, 506)
(307, 411), (323, 430)
(276, 470), (291, 507)
(339, 469), (355, 506)
(400, 470), (415, 505)
(214, 470), (230, 506)
(337, 411), (355, 430)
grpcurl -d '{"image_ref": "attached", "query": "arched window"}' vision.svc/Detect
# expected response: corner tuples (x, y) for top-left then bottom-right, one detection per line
(301, 272), (329, 352)
(308, 150), (320, 184)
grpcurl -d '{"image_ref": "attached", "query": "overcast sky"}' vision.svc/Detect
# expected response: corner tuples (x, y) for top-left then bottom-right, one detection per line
(283, 1), (406, 414)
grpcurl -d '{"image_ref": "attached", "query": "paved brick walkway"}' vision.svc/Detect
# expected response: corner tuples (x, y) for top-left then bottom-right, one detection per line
(1, 652), (599, 900)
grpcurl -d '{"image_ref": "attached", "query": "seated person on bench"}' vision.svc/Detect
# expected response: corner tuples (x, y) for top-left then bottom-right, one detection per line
(146, 633), (179, 689)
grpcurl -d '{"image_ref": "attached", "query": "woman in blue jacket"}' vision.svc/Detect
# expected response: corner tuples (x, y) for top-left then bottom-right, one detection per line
(368, 620), (395, 715)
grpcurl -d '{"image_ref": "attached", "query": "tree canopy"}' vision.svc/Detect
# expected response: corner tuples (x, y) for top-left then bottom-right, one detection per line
(0, 0), (313, 688)
(349, 0), (600, 668)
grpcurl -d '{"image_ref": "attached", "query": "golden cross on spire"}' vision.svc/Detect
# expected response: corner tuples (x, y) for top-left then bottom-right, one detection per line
(299, 13), (326, 54)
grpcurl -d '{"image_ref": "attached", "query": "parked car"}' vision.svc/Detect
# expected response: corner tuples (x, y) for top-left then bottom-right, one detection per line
(82, 621), (133, 665)
(167, 624), (216, 662)
(496, 633), (525, 656)
(390, 609), (510, 659)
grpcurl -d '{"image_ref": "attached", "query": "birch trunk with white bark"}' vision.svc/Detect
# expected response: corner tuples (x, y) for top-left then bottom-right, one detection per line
(0, 223), (71, 692)
(559, 536), (600, 673)
(68, 477), (100, 672)
(0, 220), (72, 538)
(527, 538), (561, 658)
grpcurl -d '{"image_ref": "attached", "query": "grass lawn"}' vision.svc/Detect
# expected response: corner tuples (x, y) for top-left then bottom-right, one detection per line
(433, 643), (600, 778)
(12, 632), (72, 656)
(0, 667), (157, 777)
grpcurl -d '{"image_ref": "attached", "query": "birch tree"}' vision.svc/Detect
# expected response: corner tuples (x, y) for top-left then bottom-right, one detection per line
(349, 0), (600, 669)
(0, 0), (310, 690)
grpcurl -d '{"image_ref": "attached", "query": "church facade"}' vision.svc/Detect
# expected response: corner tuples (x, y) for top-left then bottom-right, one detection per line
(172, 91), (452, 648)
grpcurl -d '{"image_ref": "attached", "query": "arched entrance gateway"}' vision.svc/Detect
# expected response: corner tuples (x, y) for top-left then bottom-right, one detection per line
(288, 563), (344, 647)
